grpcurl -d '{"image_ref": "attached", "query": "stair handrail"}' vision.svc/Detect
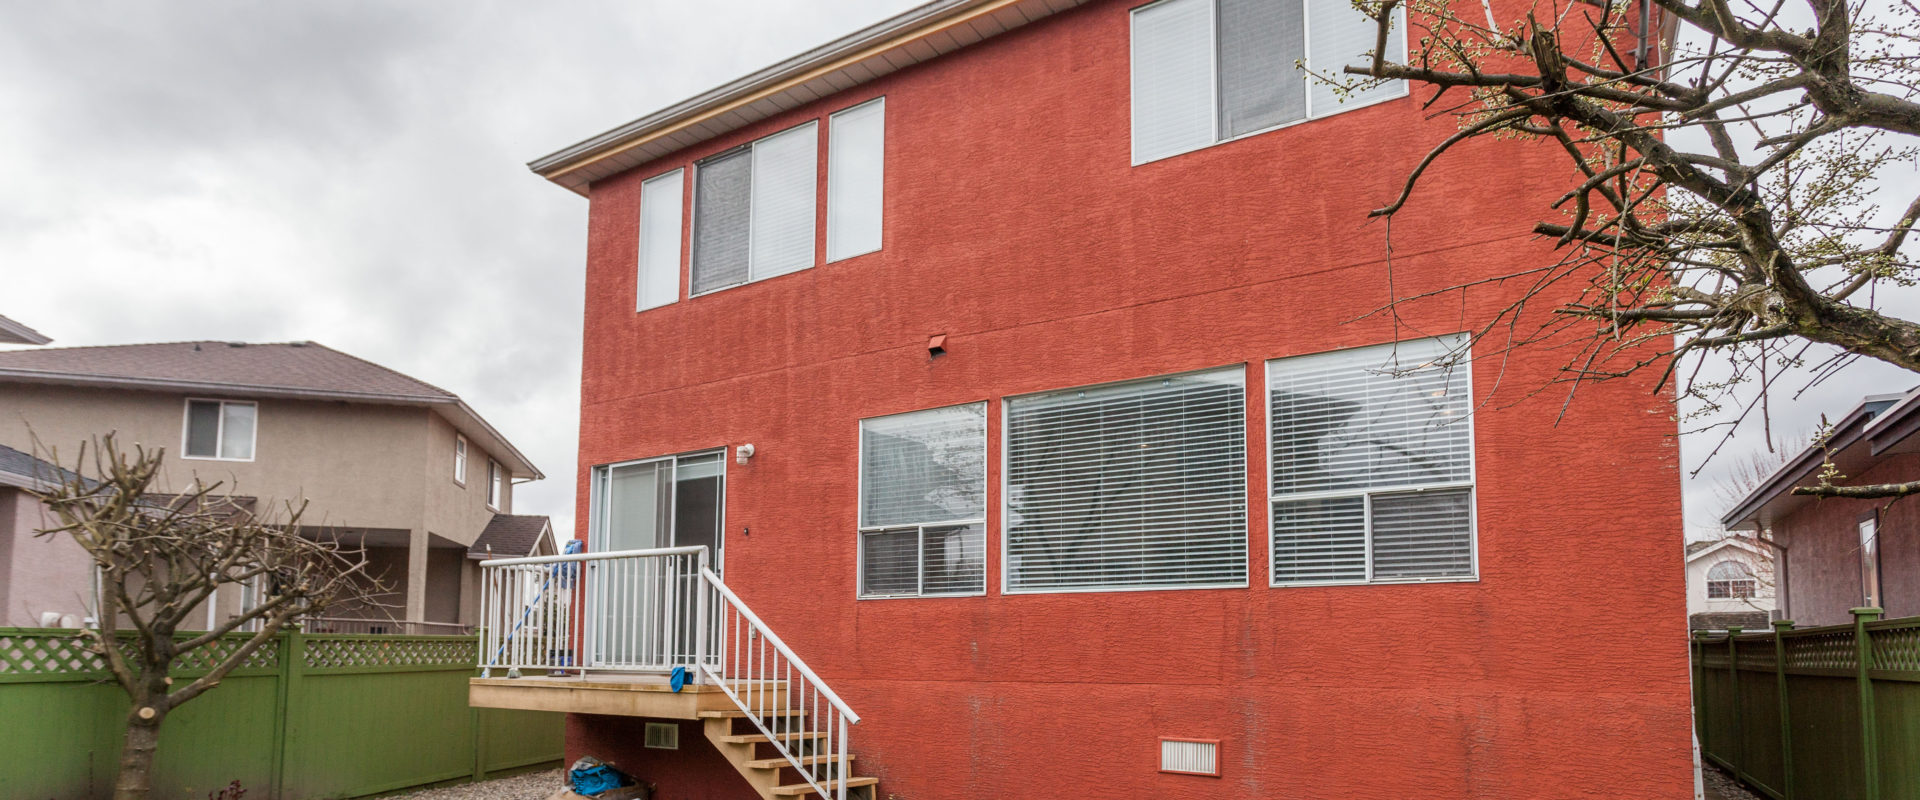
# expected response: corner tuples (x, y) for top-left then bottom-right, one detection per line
(698, 567), (860, 799)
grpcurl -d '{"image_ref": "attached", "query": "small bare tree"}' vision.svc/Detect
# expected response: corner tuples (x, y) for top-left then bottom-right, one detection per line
(33, 436), (370, 800)
(1325, 0), (1920, 492)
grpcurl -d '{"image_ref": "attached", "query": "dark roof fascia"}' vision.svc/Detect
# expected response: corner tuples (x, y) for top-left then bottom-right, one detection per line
(0, 316), (51, 345)
(1719, 394), (1906, 528)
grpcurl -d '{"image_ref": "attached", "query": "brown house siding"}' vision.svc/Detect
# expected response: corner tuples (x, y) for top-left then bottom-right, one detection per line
(1779, 451), (1920, 626)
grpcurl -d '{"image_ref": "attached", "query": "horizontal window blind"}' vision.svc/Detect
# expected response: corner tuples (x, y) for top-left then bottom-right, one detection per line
(691, 149), (751, 294)
(1269, 336), (1474, 585)
(827, 99), (885, 261)
(750, 122), (818, 279)
(1007, 368), (1247, 591)
(1131, 0), (1217, 163)
(1219, 0), (1306, 136)
(637, 169), (684, 311)
(1305, 0), (1407, 116)
(859, 404), (987, 598)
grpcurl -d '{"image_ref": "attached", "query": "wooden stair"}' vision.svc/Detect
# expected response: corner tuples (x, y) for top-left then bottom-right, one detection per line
(703, 716), (879, 800)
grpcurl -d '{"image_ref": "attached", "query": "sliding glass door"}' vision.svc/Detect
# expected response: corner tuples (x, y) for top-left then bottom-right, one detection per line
(589, 451), (725, 669)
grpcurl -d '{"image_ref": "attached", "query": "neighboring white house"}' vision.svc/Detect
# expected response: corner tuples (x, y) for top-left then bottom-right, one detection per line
(1686, 537), (1778, 630)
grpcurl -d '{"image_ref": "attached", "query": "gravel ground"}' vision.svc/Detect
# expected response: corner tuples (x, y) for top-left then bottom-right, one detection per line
(384, 769), (564, 800)
(1702, 763), (1764, 800)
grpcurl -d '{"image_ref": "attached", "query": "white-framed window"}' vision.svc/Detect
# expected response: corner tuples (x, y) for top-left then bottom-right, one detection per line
(1267, 335), (1474, 586)
(488, 460), (504, 511)
(1706, 561), (1758, 600)
(1860, 513), (1880, 607)
(453, 434), (469, 485)
(182, 399), (257, 461)
(1004, 367), (1248, 593)
(637, 168), (686, 311)
(827, 98), (885, 262)
(1130, 0), (1409, 164)
(690, 121), (818, 295)
(858, 403), (987, 598)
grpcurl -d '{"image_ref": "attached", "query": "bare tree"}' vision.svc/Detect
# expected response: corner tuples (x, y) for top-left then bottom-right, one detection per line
(32, 436), (371, 800)
(1327, 0), (1920, 494)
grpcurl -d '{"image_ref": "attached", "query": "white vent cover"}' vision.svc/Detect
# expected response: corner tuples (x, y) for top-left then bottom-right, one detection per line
(1160, 738), (1219, 776)
(644, 722), (679, 750)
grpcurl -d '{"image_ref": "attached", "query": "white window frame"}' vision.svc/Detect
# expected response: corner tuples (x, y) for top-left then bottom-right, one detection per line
(856, 402), (989, 600)
(585, 448), (729, 574)
(637, 167), (686, 312)
(181, 398), (258, 462)
(689, 120), (820, 298)
(1264, 338), (1478, 587)
(826, 97), (886, 263)
(1129, 0), (1412, 165)
(1000, 366), (1251, 595)
(488, 460), (503, 511)
(453, 434), (468, 486)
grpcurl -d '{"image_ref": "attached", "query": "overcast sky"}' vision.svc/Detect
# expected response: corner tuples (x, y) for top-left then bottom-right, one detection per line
(0, 0), (1912, 542)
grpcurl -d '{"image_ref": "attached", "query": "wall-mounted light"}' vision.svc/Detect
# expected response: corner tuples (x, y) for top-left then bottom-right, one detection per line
(736, 443), (756, 465)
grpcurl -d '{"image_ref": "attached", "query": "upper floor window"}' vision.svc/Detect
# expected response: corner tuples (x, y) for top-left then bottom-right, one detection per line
(1268, 335), (1474, 585)
(827, 98), (885, 261)
(183, 399), (256, 461)
(691, 122), (818, 295)
(1130, 0), (1408, 164)
(488, 460), (504, 510)
(1706, 560), (1758, 599)
(858, 403), (987, 598)
(637, 168), (685, 311)
(454, 434), (469, 485)
(1006, 367), (1248, 593)
(1859, 514), (1880, 607)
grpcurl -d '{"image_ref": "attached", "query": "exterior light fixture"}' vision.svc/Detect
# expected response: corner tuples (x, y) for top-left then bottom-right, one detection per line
(736, 444), (756, 465)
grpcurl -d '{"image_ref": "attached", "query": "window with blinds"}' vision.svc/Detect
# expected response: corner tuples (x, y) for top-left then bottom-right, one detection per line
(1267, 335), (1475, 586)
(858, 403), (987, 598)
(1005, 367), (1247, 593)
(827, 98), (885, 261)
(691, 122), (818, 294)
(1130, 0), (1408, 164)
(637, 169), (684, 311)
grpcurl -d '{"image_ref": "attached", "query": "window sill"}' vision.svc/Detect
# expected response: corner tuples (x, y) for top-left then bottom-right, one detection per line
(1001, 581), (1250, 596)
(1269, 575), (1480, 589)
(688, 263), (815, 300)
(182, 454), (255, 463)
(856, 591), (986, 601)
(1132, 87), (1411, 167)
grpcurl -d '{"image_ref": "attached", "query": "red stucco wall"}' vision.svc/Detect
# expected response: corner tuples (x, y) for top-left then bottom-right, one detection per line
(562, 1), (1692, 797)
(1779, 451), (1920, 627)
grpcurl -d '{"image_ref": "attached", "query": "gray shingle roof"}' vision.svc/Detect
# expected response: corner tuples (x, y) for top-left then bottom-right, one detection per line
(468, 514), (553, 559)
(0, 315), (50, 345)
(0, 444), (83, 489)
(0, 341), (453, 400)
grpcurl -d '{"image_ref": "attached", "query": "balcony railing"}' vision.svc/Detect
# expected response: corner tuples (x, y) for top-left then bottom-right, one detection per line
(478, 546), (862, 799)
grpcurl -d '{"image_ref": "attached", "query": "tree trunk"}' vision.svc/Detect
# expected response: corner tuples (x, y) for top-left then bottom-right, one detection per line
(113, 705), (164, 800)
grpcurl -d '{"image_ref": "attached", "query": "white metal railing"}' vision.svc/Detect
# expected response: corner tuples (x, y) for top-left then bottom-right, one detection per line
(698, 568), (861, 800)
(476, 546), (862, 798)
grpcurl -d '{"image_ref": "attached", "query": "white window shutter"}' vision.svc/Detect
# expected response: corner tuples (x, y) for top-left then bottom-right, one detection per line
(827, 99), (885, 261)
(1006, 368), (1247, 591)
(749, 122), (818, 280)
(637, 169), (684, 311)
(1130, 0), (1217, 164)
(1306, 0), (1407, 116)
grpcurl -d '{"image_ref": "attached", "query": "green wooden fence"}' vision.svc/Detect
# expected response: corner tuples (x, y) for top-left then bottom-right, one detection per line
(0, 627), (563, 800)
(1693, 609), (1920, 800)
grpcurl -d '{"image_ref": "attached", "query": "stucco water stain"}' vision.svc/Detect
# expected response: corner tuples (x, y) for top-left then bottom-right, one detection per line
(561, 0), (1693, 796)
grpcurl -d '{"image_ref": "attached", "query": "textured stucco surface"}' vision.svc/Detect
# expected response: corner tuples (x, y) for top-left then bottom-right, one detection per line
(1776, 451), (1920, 626)
(0, 486), (95, 627)
(561, 0), (1693, 796)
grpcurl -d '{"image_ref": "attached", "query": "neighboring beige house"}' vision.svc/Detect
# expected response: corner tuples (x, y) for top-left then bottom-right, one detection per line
(0, 444), (94, 628)
(0, 340), (546, 632)
(1686, 537), (1777, 630)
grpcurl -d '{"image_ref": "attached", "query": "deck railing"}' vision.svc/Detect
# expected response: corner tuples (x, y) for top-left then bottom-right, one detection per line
(477, 546), (861, 798)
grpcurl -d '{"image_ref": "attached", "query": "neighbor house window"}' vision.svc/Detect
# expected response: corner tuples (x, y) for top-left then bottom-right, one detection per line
(1860, 514), (1880, 607)
(859, 403), (987, 597)
(183, 399), (257, 461)
(1005, 367), (1247, 592)
(637, 168), (686, 311)
(1706, 561), (1758, 600)
(691, 122), (818, 295)
(827, 98), (885, 261)
(488, 460), (503, 510)
(1130, 0), (1408, 164)
(454, 434), (469, 485)
(1268, 335), (1474, 585)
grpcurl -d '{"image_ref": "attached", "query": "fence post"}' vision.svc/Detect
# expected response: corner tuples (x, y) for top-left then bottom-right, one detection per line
(471, 704), (487, 783)
(271, 629), (304, 800)
(1854, 607), (1882, 800)
(1772, 619), (1794, 800)
(1727, 626), (1744, 779)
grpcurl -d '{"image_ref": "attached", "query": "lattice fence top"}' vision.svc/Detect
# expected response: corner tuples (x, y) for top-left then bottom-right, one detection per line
(0, 631), (107, 677)
(1736, 641), (1777, 671)
(173, 636), (280, 672)
(303, 636), (474, 671)
(1870, 625), (1920, 673)
(1784, 630), (1857, 671)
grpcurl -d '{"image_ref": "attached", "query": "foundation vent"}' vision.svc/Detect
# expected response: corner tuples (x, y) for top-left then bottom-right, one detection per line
(645, 722), (680, 750)
(1159, 738), (1218, 777)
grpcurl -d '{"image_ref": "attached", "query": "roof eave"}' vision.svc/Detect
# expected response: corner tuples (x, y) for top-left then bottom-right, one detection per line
(0, 316), (52, 346)
(1718, 394), (1908, 528)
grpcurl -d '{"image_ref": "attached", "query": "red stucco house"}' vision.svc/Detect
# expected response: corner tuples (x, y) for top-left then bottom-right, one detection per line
(469, 0), (1692, 797)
